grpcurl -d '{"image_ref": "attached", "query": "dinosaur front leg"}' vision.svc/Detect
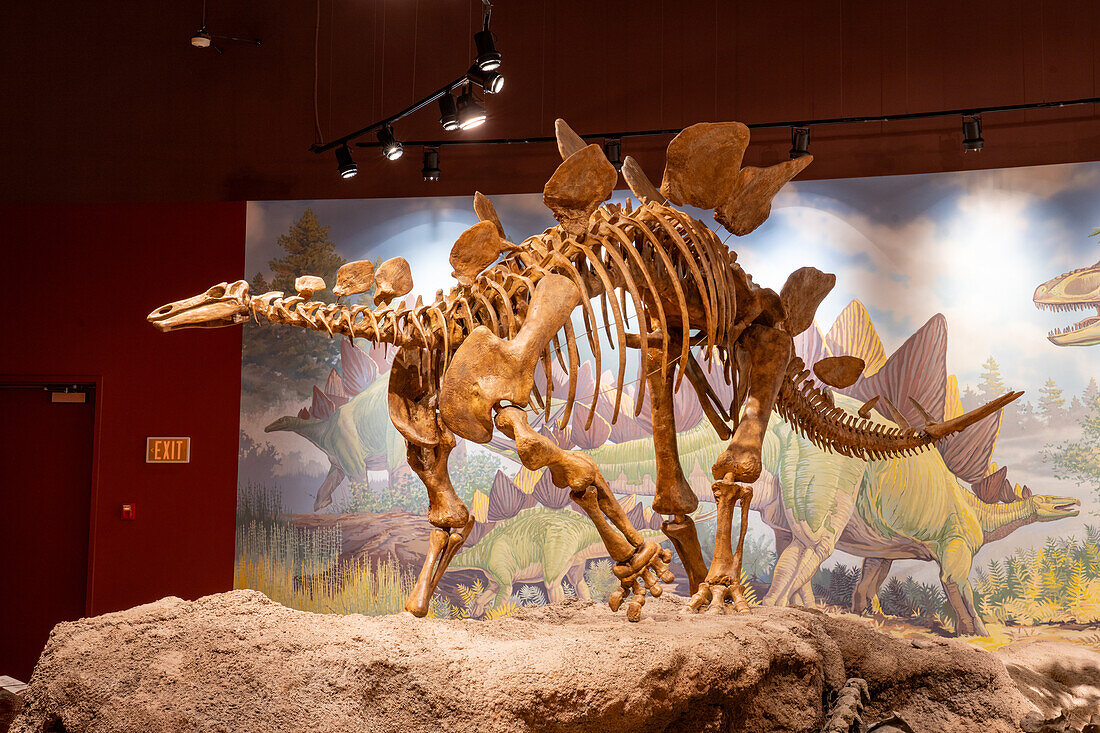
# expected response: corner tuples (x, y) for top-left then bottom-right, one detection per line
(937, 538), (986, 636)
(495, 406), (674, 621)
(388, 347), (472, 618)
(401, 436), (476, 617)
(566, 564), (592, 600)
(645, 344), (708, 594)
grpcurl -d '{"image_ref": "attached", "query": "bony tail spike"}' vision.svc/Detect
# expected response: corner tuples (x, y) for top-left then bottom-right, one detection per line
(879, 395), (910, 428)
(907, 396), (937, 426)
(857, 395), (879, 419)
(924, 390), (1024, 440)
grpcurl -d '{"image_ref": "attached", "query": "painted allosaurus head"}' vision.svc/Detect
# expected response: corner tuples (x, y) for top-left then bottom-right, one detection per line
(1033, 257), (1100, 346)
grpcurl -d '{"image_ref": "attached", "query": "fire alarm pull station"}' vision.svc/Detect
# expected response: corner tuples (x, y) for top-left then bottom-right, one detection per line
(121, 503), (136, 520)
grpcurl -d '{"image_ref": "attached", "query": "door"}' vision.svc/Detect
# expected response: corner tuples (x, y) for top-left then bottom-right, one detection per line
(0, 384), (94, 682)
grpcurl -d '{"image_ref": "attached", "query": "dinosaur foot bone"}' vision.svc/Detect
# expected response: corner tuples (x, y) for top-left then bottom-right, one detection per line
(686, 478), (753, 615)
(686, 581), (751, 615)
(608, 540), (676, 621)
(404, 517), (475, 617)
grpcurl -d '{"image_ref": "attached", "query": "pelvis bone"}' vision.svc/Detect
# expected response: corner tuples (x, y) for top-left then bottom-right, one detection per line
(439, 274), (581, 443)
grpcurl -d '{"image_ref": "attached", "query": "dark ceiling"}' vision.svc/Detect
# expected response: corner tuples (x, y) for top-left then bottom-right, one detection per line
(3, 0), (1100, 202)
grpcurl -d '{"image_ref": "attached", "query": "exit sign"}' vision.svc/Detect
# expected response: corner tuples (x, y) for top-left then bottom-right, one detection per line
(146, 437), (190, 463)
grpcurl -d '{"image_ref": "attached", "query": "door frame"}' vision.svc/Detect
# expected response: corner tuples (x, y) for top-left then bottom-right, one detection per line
(0, 374), (102, 616)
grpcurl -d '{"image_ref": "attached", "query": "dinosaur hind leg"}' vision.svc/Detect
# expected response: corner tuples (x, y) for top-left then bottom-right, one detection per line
(852, 557), (892, 614)
(691, 324), (790, 614)
(645, 344), (708, 595)
(712, 324), (792, 485)
(688, 479), (753, 614)
(494, 405), (675, 621)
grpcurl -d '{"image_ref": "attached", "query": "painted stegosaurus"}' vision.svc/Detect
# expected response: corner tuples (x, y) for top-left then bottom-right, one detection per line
(552, 302), (1080, 635)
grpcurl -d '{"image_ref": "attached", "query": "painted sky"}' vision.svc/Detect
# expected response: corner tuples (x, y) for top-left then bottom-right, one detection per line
(247, 159), (1100, 397)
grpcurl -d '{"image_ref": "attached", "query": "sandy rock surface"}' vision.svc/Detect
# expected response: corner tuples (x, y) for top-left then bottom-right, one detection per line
(10, 590), (1085, 733)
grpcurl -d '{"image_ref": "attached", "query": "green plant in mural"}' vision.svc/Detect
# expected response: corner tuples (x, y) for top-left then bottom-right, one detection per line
(243, 209), (347, 402)
(233, 483), (453, 617)
(583, 560), (619, 603)
(974, 527), (1100, 625)
(329, 474), (429, 515)
(452, 452), (506, 504)
(811, 564), (861, 609)
(1044, 394), (1100, 499)
(1037, 377), (1068, 424)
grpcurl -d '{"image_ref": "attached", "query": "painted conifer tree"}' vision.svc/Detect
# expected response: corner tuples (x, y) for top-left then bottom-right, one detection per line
(243, 209), (347, 403)
(1037, 377), (1067, 424)
(977, 357), (1007, 402)
(1044, 379), (1100, 498)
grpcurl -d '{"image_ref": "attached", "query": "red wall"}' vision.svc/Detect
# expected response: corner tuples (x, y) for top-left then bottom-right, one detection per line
(2, 0), (1099, 203)
(1, 203), (245, 615)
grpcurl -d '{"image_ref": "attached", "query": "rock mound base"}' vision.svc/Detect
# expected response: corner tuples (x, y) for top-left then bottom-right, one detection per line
(11, 590), (1092, 732)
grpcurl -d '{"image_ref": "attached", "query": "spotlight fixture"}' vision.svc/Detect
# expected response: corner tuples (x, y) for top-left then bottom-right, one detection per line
(377, 125), (403, 160)
(466, 65), (504, 94)
(604, 139), (623, 171)
(789, 127), (810, 159)
(335, 144), (358, 178)
(456, 85), (487, 130)
(422, 149), (441, 182)
(962, 115), (984, 152)
(474, 29), (502, 71)
(438, 94), (460, 131)
(189, 2), (261, 52)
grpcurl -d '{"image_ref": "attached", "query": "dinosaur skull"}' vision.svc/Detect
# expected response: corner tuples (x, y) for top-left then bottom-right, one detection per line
(1033, 262), (1100, 346)
(1031, 494), (1081, 521)
(147, 280), (251, 332)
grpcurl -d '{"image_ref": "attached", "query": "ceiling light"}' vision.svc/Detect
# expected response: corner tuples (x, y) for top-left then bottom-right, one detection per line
(191, 31), (212, 48)
(422, 149), (441, 182)
(438, 94), (460, 131)
(377, 125), (403, 160)
(789, 127), (810, 159)
(335, 144), (357, 178)
(466, 65), (504, 94)
(457, 86), (487, 130)
(963, 116), (984, 152)
(474, 30), (501, 71)
(604, 139), (622, 171)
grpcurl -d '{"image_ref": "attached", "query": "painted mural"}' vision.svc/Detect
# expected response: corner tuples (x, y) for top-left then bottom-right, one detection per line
(238, 160), (1100, 649)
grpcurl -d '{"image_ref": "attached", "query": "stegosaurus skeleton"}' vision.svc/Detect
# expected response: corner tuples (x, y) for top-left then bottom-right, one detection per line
(150, 119), (1019, 620)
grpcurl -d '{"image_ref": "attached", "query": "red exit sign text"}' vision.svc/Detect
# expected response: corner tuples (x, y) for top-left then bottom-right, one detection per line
(146, 437), (190, 463)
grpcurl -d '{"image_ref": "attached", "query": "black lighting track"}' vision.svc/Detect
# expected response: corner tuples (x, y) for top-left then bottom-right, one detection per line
(311, 0), (500, 157)
(348, 95), (1100, 151)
